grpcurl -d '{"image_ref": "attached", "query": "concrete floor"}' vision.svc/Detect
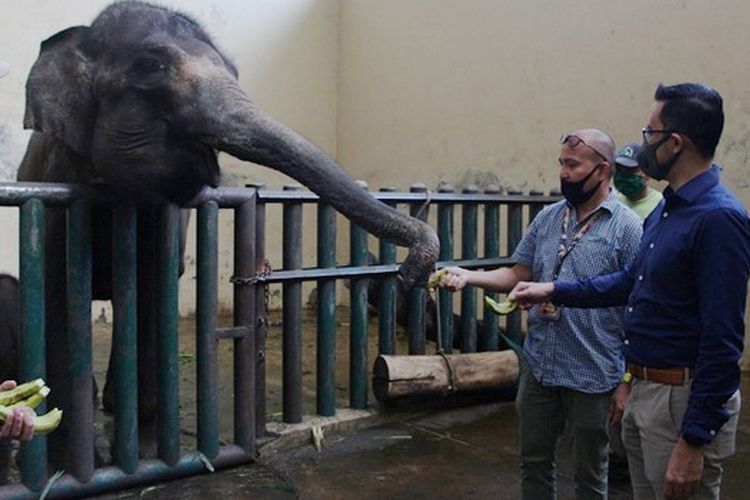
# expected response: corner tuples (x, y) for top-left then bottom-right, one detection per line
(97, 372), (750, 500)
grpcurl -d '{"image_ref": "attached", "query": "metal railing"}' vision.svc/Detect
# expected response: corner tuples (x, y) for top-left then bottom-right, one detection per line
(0, 180), (558, 498)
(0, 183), (260, 498)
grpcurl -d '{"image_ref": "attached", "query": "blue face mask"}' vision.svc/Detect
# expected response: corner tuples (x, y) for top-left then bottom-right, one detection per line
(560, 163), (602, 206)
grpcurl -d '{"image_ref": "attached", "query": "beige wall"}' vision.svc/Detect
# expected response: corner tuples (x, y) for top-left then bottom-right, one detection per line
(1, 1), (749, 363)
(337, 0), (750, 367)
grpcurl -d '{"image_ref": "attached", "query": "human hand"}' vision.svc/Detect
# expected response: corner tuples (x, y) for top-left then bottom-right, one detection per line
(0, 406), (35, 442)
(507, 281), (554, 307)
(664, 437), (703, 500)
(608, 382), (630, 426)
(0, 380), (36, 442)
(434, 266), (469, 292)
(0, 380), (16, 391)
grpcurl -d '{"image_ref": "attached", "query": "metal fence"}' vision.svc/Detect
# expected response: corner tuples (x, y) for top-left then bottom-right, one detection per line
(0, 181), (558, 498)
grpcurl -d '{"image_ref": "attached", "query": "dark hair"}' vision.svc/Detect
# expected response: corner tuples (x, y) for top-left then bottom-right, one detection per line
(654, 83), (724, 159)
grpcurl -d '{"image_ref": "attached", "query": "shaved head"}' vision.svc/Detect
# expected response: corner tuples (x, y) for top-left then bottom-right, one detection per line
(571, 128), (616, 164)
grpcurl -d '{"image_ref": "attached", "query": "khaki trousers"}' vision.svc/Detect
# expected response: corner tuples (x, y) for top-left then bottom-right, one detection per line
(621, 379), (741, 500)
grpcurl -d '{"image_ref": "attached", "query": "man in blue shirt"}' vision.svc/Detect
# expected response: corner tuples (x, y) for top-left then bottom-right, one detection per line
(510, 83), (750, 500)
(436, 128), (643, 499)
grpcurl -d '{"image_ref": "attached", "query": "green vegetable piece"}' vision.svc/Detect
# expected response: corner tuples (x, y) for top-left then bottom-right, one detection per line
(484, 296), (517, 315)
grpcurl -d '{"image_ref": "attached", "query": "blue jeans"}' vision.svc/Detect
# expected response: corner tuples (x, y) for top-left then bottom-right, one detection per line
(516, 365), (611, 500)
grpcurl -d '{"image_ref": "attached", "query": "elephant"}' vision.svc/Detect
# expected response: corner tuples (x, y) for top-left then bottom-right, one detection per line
(17, 0), (439, 469)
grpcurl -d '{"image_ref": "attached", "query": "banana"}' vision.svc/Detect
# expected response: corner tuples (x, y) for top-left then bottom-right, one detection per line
(0, 405), (63, 436)
(30, 408), (63, 435)
(484, 296), (517, 315)
(0, 378), (46, 406)
(9, 386), (50, 410)
(427, 269), (448, 290)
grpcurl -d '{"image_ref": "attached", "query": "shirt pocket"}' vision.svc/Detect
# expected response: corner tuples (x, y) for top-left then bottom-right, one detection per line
(562, 235), (621, 279)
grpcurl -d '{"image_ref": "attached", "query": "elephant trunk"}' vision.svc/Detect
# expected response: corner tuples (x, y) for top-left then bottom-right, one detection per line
(211, 102), (439, 288)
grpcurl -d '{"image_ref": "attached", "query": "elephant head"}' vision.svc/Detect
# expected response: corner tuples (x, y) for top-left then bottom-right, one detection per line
(23, 1), (438, 287)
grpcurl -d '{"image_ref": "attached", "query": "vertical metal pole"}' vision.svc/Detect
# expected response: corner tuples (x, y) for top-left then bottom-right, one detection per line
(507, 190), (524, 344)
(481, 186), (501, 352)
(437, 185), (455, 353)
(282, 185), (303, 423)
(349, 181), (369, 409)
(234, 193), (257, 453)
(67, 199), (94, 482)
(316, 201), (336, 416)
(157, 203), (180, 466)
(19, 199), (46, 491)
(377, 187), (397, 355)
(197, 201), (219, 459)
(112, 203), (139, 473)
(249, 184), (266, 438)
(460, 185), (478, 352)
(407, 183), (427, 354)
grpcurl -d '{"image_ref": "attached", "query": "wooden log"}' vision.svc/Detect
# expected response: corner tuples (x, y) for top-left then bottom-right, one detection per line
(372, 350), (519, 402)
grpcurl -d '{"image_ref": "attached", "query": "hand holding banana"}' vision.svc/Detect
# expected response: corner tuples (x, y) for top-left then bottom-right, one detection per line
(427, 267), (469, 292)
(0, 378), (63, 441)
(508, 281), (555, 308)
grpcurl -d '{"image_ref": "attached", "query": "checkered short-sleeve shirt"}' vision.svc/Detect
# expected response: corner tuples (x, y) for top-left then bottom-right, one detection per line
(512, 192), (643, 393)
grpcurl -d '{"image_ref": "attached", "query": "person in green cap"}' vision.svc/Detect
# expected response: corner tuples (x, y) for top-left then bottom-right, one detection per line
(614, 142), (663, 219)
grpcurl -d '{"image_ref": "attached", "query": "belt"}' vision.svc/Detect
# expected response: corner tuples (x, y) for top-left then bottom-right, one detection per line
(627, 363), (694, 385)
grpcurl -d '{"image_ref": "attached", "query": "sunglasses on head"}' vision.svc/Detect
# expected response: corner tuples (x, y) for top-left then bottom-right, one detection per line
(560, 134), (608, 163)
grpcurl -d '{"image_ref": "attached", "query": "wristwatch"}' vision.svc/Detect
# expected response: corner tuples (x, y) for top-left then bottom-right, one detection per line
(622, 372), (633, 384)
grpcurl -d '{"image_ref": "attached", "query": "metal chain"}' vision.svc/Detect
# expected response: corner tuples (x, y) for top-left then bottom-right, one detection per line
(230, 258), (272, 286)
(230, 258), (273, 312)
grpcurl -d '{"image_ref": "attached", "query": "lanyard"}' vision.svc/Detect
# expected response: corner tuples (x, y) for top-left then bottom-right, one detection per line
(553, 206), (601, 279)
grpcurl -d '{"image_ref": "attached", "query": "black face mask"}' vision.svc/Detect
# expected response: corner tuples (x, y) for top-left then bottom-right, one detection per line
(560, 163), (602, 206)
(636, 135), (681, 181)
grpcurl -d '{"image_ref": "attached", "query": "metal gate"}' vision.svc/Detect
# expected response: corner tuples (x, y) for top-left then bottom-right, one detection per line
(0, 180), (557, 498)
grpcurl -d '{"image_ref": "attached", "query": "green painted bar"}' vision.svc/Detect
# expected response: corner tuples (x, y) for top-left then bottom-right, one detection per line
(437, 185), (455, 353)
(316, 202), (337, 416)
(506, 190), (524, 344)
(112, 203), (139, 473)
(67, 199), (95, 482)
(529, 189), (545, 222)
(234, 195), (257, 452)
(244, 183), (264, 439)
(407, 183), (427, 355)
(481, 186), (500, 352)
(197, 201), (219, 458)
(0, 445), (253, 500)
(349, 181), (369, 409)
(282, 185), (303, 423)
(460, 185), (479, 352)
(377, 187), (397, 355)
(157, 204), (181, 466)
(19, 199), (46, 492)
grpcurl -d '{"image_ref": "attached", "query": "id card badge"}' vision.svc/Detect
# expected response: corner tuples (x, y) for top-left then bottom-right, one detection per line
(539, 302), (561, 321)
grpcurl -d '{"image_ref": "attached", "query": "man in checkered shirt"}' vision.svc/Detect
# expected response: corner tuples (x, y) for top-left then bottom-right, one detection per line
(437, 128), (642, 499)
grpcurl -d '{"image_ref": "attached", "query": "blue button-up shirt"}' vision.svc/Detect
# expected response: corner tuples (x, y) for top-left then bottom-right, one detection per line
(513, 192), (642, 394)
(553, 165), (750, 445)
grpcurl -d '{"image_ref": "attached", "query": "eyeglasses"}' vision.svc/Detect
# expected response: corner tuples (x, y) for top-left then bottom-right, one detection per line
(642, 127), (676, 143)
(560, 134), (608, 163)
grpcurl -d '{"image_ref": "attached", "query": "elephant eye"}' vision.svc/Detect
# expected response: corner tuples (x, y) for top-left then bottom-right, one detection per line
(133, 58), (166, 76)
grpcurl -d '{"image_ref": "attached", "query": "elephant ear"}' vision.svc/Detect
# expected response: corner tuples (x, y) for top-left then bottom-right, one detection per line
(24, 26), (95, 157)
